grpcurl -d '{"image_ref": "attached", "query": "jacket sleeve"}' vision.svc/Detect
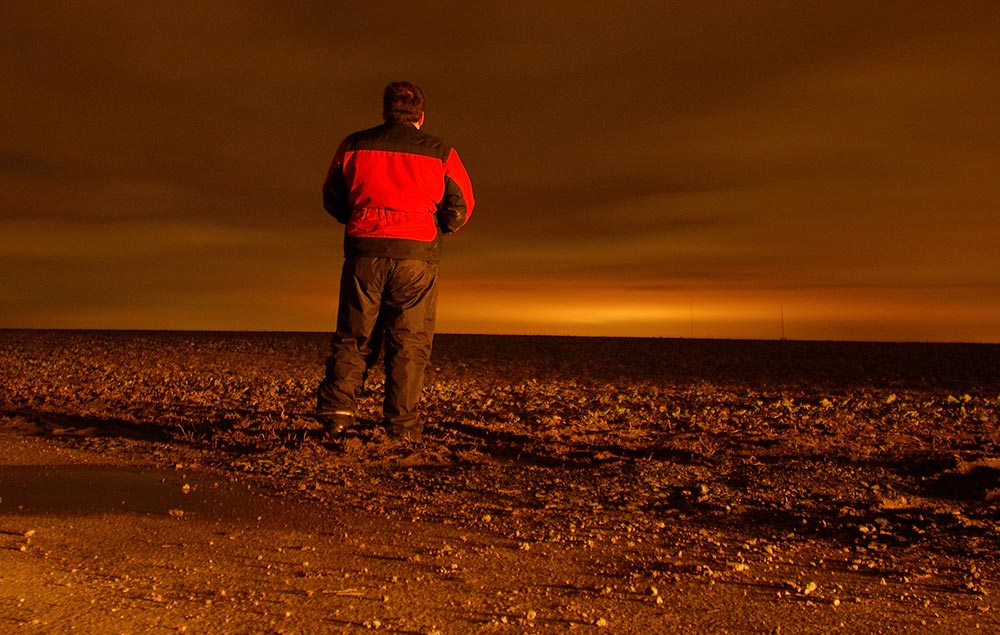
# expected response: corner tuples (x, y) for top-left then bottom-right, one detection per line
(322, 141), (351, 224)
(437, 147), (475, 234)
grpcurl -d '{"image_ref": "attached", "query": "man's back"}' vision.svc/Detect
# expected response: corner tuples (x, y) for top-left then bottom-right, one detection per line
(323, 121), (474, 263)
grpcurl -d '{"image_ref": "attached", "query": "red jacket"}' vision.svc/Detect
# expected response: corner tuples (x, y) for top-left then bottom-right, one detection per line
(323, 121), (474, 262)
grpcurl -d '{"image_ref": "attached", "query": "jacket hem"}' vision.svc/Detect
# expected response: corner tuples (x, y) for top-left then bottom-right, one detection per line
(344, 236), (443, 263)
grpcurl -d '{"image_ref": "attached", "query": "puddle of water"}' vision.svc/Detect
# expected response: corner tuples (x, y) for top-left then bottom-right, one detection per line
(0, 465), (259, 518)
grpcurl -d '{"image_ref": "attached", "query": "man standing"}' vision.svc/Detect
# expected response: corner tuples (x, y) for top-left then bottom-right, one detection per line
(316, 81), (474, 442)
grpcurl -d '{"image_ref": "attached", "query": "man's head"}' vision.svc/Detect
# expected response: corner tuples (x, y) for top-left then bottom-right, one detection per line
(383, 81), (425, 126)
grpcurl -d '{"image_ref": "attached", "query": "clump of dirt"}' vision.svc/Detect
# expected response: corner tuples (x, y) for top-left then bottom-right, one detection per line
(2, 330), (999, 633)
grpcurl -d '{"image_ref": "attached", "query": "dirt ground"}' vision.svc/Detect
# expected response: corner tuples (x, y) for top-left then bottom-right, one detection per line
(2, 330), (1000, 634)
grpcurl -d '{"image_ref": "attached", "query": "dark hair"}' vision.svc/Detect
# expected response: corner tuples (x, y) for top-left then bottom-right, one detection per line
(382, 81), (425, 123)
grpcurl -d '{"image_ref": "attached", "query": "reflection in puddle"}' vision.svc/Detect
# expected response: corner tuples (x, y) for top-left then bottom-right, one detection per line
(0, 465), (258, 517)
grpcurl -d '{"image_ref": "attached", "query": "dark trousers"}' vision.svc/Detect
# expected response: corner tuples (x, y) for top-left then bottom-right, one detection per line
(317, 256), (438, 433)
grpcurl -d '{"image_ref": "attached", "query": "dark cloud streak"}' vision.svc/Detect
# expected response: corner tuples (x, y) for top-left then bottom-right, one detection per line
(0, 148), (66, 179)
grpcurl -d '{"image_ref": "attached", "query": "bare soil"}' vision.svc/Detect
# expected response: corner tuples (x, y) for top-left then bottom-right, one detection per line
(2, 330), (1000, 634)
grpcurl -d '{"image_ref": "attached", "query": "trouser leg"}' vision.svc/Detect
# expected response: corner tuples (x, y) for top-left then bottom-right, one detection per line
(363, 314), (386, 382)
(381, 260), (438, 436)
(316, 257), (386, 414)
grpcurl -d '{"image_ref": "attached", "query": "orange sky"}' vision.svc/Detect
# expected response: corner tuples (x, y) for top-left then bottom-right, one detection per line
(2, 2), (999, 342)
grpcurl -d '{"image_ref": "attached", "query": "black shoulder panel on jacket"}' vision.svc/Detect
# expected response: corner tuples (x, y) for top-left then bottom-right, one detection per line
(344, 122), (451, 161)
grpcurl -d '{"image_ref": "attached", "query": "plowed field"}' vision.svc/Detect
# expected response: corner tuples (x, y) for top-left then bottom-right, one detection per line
(2, 330), (1000, 633)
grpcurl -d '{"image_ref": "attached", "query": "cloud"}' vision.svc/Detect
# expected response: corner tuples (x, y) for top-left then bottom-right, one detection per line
(2, 2), (999, 339)
(0, 148), (67, 179)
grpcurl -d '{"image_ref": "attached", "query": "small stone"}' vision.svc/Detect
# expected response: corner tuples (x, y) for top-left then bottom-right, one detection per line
(595, 617), (609, 627)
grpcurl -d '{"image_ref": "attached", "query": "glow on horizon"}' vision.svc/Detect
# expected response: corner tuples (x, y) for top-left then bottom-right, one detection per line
(7, 287), (999, 344)
(4, 256), (997, 342)
(436, 282), (1000, 343)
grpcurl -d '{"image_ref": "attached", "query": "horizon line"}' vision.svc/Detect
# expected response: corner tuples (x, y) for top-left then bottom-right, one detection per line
(2, 326), (997, 347)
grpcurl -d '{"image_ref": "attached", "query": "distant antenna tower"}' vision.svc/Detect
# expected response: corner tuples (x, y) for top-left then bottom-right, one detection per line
(780, 302), (786, 340)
